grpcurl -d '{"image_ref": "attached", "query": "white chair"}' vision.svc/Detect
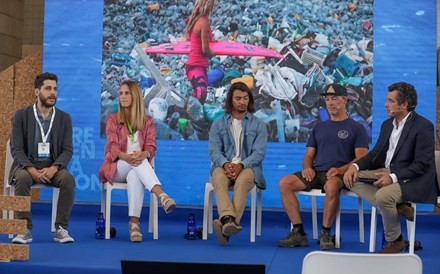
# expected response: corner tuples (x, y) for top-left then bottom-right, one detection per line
(302, 251), (422, 274)
(295, 189), (364, 248)
(202, 182), (262, 242)
(3, 139), (59, 237)
(369, 150), (440, 254)
(100, 159), (159, 240)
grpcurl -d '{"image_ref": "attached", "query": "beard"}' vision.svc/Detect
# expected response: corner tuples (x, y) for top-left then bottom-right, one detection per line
(39, 94), (57, 108)
(234, 105), (248, 113)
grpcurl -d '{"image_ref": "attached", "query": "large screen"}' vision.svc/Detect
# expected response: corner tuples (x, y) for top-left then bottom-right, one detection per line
(42, 0), (436, 211)
(100, 0), (373, 143)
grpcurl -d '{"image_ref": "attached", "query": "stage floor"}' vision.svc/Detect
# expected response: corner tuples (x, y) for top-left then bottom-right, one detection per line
(1, 202), (440, 274)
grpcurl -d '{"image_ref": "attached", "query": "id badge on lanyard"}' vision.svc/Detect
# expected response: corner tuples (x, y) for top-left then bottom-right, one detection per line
(38, 142), (50, 157)
(33, 104), (55, 158)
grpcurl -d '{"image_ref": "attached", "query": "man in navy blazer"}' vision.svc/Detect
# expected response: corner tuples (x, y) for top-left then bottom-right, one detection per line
(344, 82), (437, 253)
(9, 72), (76, 244)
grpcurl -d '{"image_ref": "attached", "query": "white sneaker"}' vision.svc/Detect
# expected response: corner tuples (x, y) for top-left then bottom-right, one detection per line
(54, 226), (74, 243)
(12, 230), (33, 244)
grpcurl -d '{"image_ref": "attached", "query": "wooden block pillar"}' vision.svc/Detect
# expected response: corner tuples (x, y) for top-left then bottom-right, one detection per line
(0, 51), (43, 204)
(0, 195), (31, 262)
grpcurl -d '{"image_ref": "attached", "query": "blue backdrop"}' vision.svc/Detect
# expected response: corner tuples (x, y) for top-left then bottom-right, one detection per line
(41, 0), (437, 211)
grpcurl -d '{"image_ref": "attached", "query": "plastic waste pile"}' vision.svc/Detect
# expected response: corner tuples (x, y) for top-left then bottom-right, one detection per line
(101, 0), (373, 142)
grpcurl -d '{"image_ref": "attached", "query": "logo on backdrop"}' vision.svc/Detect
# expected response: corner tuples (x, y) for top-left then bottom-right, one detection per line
(69, 127), (101, 191)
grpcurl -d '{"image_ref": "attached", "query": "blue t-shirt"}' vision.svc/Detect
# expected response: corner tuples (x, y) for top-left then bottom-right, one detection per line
(307, 118), (369, 171)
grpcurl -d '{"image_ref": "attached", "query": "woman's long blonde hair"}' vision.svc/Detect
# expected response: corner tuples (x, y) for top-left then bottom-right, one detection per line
(117, 80), (146, 131)
(185, 0), (217, 39)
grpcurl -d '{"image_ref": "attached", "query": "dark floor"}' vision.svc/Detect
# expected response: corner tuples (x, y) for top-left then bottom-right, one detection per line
(1, 202), (440, 274)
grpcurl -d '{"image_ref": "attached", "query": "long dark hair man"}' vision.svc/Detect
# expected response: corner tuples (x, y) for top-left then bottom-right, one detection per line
(208, 82), (267, 245)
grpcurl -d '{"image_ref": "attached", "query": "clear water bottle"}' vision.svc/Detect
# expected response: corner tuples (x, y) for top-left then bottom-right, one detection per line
(186, 213), (197, 240)
(95, 212), (105, 239)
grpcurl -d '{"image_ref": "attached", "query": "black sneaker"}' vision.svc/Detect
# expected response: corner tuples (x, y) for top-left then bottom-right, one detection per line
(319, 230), (335, 250)
(278, 229), (309, 248)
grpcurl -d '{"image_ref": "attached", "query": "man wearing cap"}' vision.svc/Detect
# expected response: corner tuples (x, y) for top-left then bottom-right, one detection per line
(278, 83), (369, 250)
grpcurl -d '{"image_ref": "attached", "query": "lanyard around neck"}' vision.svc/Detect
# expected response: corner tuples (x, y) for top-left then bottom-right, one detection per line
(126, 120), (135, 142)
(33, 103), (55, 143)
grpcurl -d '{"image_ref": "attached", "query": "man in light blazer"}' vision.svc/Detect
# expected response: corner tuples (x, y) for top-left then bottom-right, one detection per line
(9, 72), (76, 244)
(344, 82), (437, 253)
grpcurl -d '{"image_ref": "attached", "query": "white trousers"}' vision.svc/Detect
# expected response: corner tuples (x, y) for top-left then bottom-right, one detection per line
(113, 159), (161, 218)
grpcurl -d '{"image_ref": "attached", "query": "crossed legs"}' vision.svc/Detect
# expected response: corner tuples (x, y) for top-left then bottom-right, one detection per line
(210, 167), (255, 244)
(350, 170), (404, 242)
(113, 159), (175, 241)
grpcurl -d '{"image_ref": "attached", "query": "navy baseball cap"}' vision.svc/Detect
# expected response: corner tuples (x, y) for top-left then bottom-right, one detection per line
(320, 83), (348, 96)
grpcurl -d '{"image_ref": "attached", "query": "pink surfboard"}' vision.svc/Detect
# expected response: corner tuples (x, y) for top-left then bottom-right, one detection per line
(144, 41), (283, 59)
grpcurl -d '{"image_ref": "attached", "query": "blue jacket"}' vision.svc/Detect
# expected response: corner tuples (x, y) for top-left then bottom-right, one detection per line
(208, 112), (268, 189)
(356, 112), (437, 203)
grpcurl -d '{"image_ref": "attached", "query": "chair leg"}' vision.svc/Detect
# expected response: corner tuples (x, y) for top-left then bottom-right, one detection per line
(149, 193), (153, 233)
(335, 208), (341, 248)
(312, 196), (318, 240)
(407, 203), (416, 254)
(256, 188), (262, 237)
(149, 192), (158, 240)
(51, 188), (59, 232)
(358, 197), (365, 243)
(105, 185), (112, 240)
(101, 184), (107, 239)
(8, 187), (15, 238)
(154, 195), (159, 240)
(3, 188), (13, 238)
(100, 186), (105, 214)
(202, 183), (212, 240)
(3, 188), (10, 221)
(250, 186), (256, 242)
(369, 206), (377, 252)
(208, 186), (214, 234)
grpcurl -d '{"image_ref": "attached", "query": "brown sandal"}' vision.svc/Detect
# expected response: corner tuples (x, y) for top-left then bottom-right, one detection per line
(129, 222), (142, 242)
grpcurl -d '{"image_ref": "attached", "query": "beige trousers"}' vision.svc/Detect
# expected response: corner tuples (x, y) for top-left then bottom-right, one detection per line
(351, 168), (404, 241)
(210, 167), (256, 224)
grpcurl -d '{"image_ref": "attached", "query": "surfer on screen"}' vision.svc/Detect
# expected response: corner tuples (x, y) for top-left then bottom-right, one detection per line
(185, 0), (217, 104)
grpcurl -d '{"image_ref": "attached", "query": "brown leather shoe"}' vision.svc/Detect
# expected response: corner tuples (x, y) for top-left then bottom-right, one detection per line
(378, 237), (406, 253)
(397, 203), (414, 222)
(212, 219), (229, 245)
(219, 215), (242, 236)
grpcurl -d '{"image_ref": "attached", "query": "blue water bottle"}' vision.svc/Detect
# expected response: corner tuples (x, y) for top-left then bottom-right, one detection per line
(186, 213), (197, 240)
(95, 212), (105, 239)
